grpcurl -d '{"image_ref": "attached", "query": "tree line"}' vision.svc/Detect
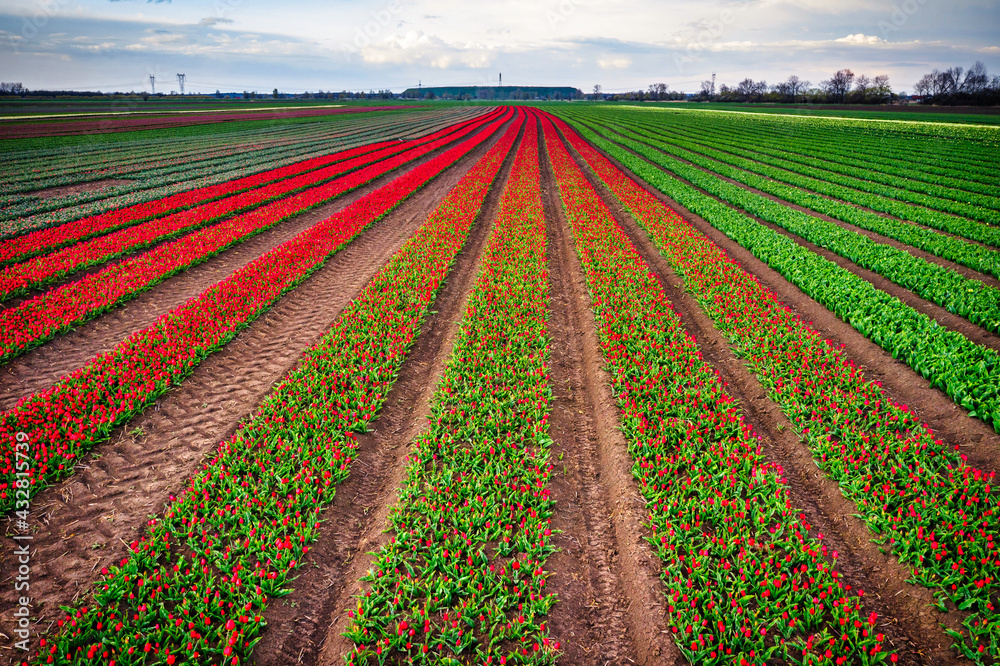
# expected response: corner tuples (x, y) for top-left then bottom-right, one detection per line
(698, 70), (894, 104)
(913, 61), (999, 105)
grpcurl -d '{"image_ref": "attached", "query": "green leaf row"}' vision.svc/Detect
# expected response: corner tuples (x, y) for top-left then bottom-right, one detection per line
(560, 116), (1000, 434)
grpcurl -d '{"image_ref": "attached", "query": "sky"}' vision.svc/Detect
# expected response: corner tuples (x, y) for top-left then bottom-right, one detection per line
(1, 0), (998, 95)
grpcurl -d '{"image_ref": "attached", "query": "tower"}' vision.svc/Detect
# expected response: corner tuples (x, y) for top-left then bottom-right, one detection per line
(177, 73), (186, 95)
(149, 74), (155, 94)
(711, 71), (716, 97)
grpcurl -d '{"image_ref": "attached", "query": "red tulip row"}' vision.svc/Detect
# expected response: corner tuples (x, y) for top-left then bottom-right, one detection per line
(0, 109), (511, 363)
(18, 106), (523, 666)
(540, 112), (890, 665)
(0, 105), (416, 139)
(344, 115), (559, 666)
(0, 108), (514, 515)
(0, 111), (503, 300)
(0, 109), (497, 267)
(548, 112), (1000, 661)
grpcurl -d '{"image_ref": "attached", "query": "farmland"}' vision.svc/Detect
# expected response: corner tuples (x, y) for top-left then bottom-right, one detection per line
(0, 100), (998, 666)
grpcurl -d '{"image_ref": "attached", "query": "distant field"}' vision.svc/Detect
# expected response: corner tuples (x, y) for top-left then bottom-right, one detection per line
(2, 103), (999, 666)
(637, 100), (1000, 125)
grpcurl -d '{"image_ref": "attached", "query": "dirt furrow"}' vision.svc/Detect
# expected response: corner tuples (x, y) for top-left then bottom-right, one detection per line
(0, 131), (489, 412)
(581, 130), (1000, 473)
(565, 134), (963, 664)
(538, 122), (683, 666)
(0, 122), (510, 660)
(254, 124), (519, 666)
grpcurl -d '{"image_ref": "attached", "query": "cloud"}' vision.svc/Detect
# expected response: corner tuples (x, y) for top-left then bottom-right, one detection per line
(357, 30), (494, 69)
(598, 56), (632, 69)
(199, 17), (234, 27)
(835, 33), (884, 45)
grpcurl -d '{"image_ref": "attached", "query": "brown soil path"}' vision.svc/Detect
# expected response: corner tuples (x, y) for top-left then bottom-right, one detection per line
(536, 124), (683, 666)
(0, 119), (511, 662)
(562, 133), (963, 664)
(258, 124), (517, 666)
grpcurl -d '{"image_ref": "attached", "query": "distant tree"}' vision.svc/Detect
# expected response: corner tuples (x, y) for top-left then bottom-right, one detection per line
(273, 88), (279, 99)
(735, 78), (755, 102)
(871, 75), (892, 103)
(822, 69), (855, 102)
(592, 84), (602, 100)
(851, 74), (872, 103)
(961, 61), (989, 94)
(214, 89), (223, 99)
(913, 61), (998, 105)
(787, 75), (808, 102)
(0, 82), (25, 95)
(773, 75), (808, 103)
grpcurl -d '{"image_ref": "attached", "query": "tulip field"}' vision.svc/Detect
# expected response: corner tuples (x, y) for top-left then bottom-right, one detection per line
(0, 101), (998, 665)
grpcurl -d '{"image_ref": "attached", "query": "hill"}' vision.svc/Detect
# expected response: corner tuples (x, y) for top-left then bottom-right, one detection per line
(399, 85), (583, 100)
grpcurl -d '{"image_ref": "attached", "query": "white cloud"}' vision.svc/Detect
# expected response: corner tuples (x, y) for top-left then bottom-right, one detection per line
(357, 30), (494, 69)
(835, 33), (884, 45)
(598, 56), (632, 69)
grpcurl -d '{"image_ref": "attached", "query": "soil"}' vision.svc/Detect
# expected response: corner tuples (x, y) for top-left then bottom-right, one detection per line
(562, 132), (963, 664)
(0, 116), (512, 661)
(255, 119), (518, 666)
(536, 123), (683, 666)
(23, 179), (134, 201)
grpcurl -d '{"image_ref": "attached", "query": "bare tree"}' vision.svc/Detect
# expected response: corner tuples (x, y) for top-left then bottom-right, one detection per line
(822, 69), (855, 102)
(961, 60), (989, 94)
(592, 84), (602, 100)
(736, 78), (755, 102)
(871, 75), (892, 103)
(646, 82), (668, 100)
(853, 74), (872, 102)
(700, 79), (714, 99)
(786, 75), (808, 102)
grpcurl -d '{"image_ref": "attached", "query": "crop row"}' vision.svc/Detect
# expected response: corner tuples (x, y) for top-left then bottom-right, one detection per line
(345, 114), (558, 666)
(646, 112), (1000, 205)
(616, 115), (1000, 248)
(0, 109), (509, 363)
(563, 116), (1000, 434)
(576, 118), (1000, 337)
(1, 112), (403, 191)
(0, 104), (409, 140)
(676, 109), (1000, 182)
(0, 108), (477, 234)
(0, 111), (505, 299)
(0, 110), (479, 266)
(0, 110), (471, 227)
(668, 111), (1000, 189)
(611, 118), (1000, 276)
(542, 112), (889, 665)
(0, 108), (514, 514)
(552, 111), (1000, 661)
(19, 104), (521, 666)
